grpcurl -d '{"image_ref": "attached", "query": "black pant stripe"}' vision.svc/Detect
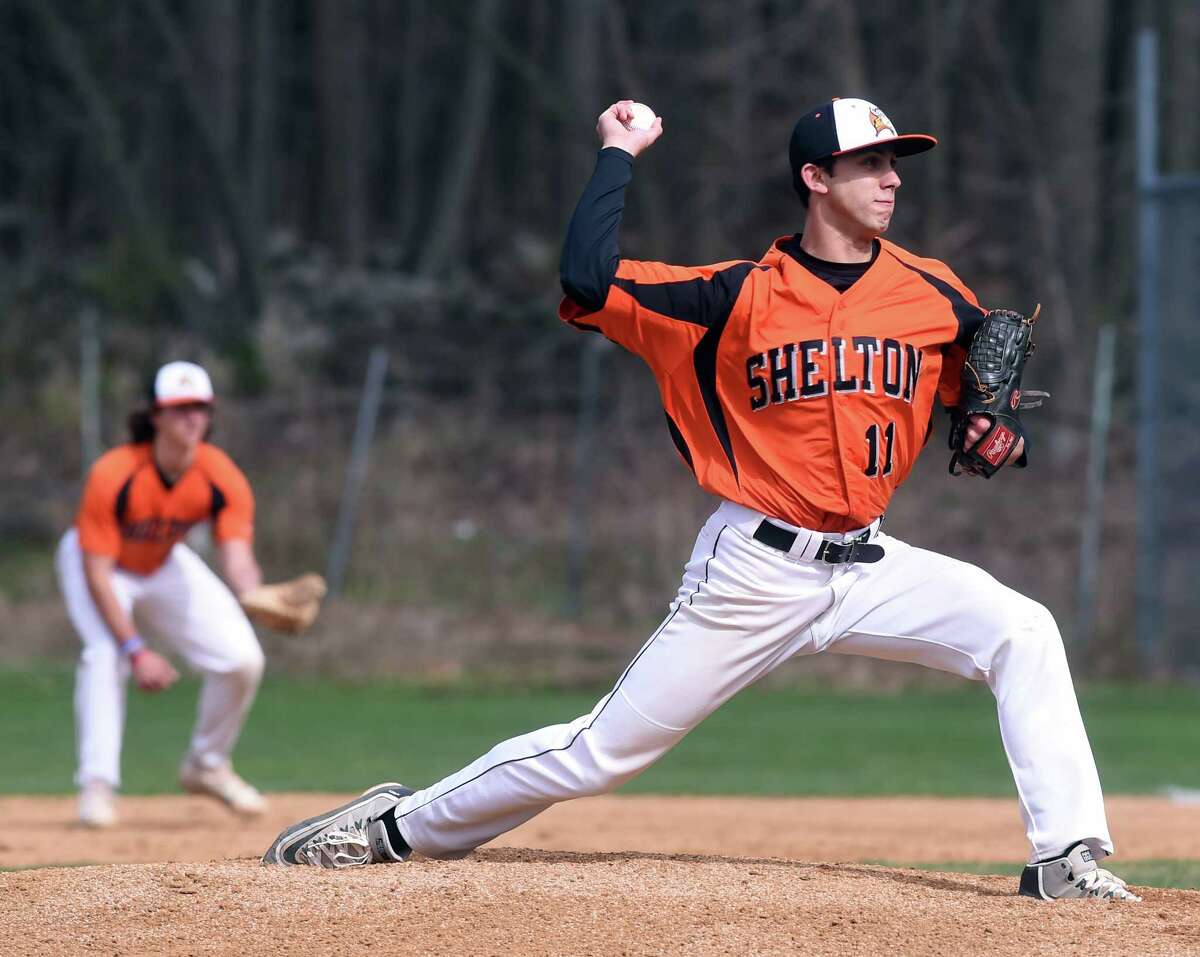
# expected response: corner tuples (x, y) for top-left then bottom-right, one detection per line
(396, 525), (729, 825)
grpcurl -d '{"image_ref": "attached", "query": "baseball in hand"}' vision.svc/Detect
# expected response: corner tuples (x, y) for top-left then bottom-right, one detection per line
(624, 102), (657, 132)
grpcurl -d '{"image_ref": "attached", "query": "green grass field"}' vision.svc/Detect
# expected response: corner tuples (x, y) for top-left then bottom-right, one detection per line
(5, 668), (1199, 887)
(5, 667), (1199, 796)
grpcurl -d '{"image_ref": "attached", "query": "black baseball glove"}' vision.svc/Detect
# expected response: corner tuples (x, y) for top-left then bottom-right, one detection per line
(948, 304), (1049, 478)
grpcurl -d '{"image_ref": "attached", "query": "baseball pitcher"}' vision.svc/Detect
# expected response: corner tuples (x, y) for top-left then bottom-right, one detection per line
(263, 99), (1137, 902)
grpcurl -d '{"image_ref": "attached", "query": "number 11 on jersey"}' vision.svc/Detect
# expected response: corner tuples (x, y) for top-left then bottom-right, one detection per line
(865, 421), (895, 477)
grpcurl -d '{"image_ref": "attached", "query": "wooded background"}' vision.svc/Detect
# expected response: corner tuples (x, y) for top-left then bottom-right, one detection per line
(1, 1), (1197, 680)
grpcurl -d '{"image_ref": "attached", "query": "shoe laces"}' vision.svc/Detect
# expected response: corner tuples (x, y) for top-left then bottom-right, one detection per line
(298, 816), (373, 869)
(1074, 868), (1142, 902)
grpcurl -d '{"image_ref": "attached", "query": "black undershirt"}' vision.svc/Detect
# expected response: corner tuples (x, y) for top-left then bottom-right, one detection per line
(777, 235), (878, 292)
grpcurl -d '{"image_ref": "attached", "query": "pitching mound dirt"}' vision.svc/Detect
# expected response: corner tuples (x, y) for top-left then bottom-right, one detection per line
(4, 853), (1197, 957)
(4, 795), (1198, 955)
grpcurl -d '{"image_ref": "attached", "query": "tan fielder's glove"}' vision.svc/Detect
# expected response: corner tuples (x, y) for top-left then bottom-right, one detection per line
(239, 573), (327, 634)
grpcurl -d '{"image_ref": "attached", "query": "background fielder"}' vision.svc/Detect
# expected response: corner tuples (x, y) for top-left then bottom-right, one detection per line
(59, 361), (267, 827)
(263, 98), (1139, 901)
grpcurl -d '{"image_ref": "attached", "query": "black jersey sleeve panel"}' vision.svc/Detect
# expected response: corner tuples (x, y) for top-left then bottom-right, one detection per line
(888, 255), (986, 347)
(612, 261), (762, 329)
(950, 292), (986, 347)
(560, 148), (635, 312)
(693, 310), (740, 482)
(664, 412), (696, 475)
(210, 482), (228, 522)
(684, 262), (767, 481)
(114, 474), (134, 525)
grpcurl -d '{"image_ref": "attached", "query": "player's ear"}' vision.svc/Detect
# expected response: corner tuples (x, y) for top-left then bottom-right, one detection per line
(801, 162), (831, 197)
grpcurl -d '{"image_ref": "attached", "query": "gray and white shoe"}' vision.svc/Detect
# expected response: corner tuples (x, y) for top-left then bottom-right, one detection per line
(261, 782), (413, 868)
(1019, 842), (1142, 902)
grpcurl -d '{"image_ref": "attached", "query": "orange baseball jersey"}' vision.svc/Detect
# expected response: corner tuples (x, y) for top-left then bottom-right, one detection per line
(559, 235), (984, 532)
(76, 443), (254, 575)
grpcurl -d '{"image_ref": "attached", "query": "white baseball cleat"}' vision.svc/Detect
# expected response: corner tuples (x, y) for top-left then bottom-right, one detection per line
(1019, 841), (1142, 902)
(261, 782), (413, 868)
(78, 779), (117, 828)
(179, 759), (268, 816)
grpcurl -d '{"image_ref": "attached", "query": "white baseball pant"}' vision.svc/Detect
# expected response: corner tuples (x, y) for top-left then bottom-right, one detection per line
(394, 500), (1112, 864)
(56, 528), (265, 788)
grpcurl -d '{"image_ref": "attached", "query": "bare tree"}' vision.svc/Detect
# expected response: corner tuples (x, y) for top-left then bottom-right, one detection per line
(972, 9), (1076, 341)
(141, 0), (263, 317)
(393, 0), (427, 260)
(194, 0), (239, 162)
(247, 0), (277, 253)
(313, 0), (369, 265)
(24, 0), (153, 234)
(1035, 0), (1108, 317)
(602, 0), (670, 252)
(830, 0), (868, 94)
(920, 0), (948, 251)
(727, 0), (757, 240)
(417, 0), (502, 278)
(1164, 0), (1200, 171)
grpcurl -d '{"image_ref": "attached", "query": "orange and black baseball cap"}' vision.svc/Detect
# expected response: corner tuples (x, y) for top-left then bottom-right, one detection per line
(789, 98), (937, 194)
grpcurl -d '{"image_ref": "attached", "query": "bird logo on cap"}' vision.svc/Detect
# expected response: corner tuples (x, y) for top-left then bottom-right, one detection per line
(868, 106), (895, 137)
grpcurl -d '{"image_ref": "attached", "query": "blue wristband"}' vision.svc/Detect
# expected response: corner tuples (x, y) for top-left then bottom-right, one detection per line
(120, 635), (146, 658)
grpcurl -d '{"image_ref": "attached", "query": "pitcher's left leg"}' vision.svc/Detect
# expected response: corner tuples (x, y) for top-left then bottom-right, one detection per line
(392, 513), (832, 859)
(818, 533), (1111, 863)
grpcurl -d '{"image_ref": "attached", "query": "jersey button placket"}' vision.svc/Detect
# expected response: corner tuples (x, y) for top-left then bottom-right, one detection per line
(825, 303), (854, 517)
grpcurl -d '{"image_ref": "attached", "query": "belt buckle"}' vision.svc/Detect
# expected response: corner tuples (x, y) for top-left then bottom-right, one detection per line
(819, 529), (870, 565)
(819, 540), (849, 564)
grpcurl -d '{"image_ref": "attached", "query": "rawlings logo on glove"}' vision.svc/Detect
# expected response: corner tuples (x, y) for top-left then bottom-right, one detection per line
(949, 305), (1049, 479)
(239, 573), (327, 634)
(979, 426), (1016, 466)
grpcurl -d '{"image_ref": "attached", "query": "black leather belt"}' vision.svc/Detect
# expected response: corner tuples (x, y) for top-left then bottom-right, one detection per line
(752, 519), (885, 564)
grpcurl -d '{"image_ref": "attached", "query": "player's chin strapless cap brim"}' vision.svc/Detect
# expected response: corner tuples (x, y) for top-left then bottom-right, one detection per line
(835, 134), (937, 158)
(156, 397), (215, 408)
(790, 97), (937, 174)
